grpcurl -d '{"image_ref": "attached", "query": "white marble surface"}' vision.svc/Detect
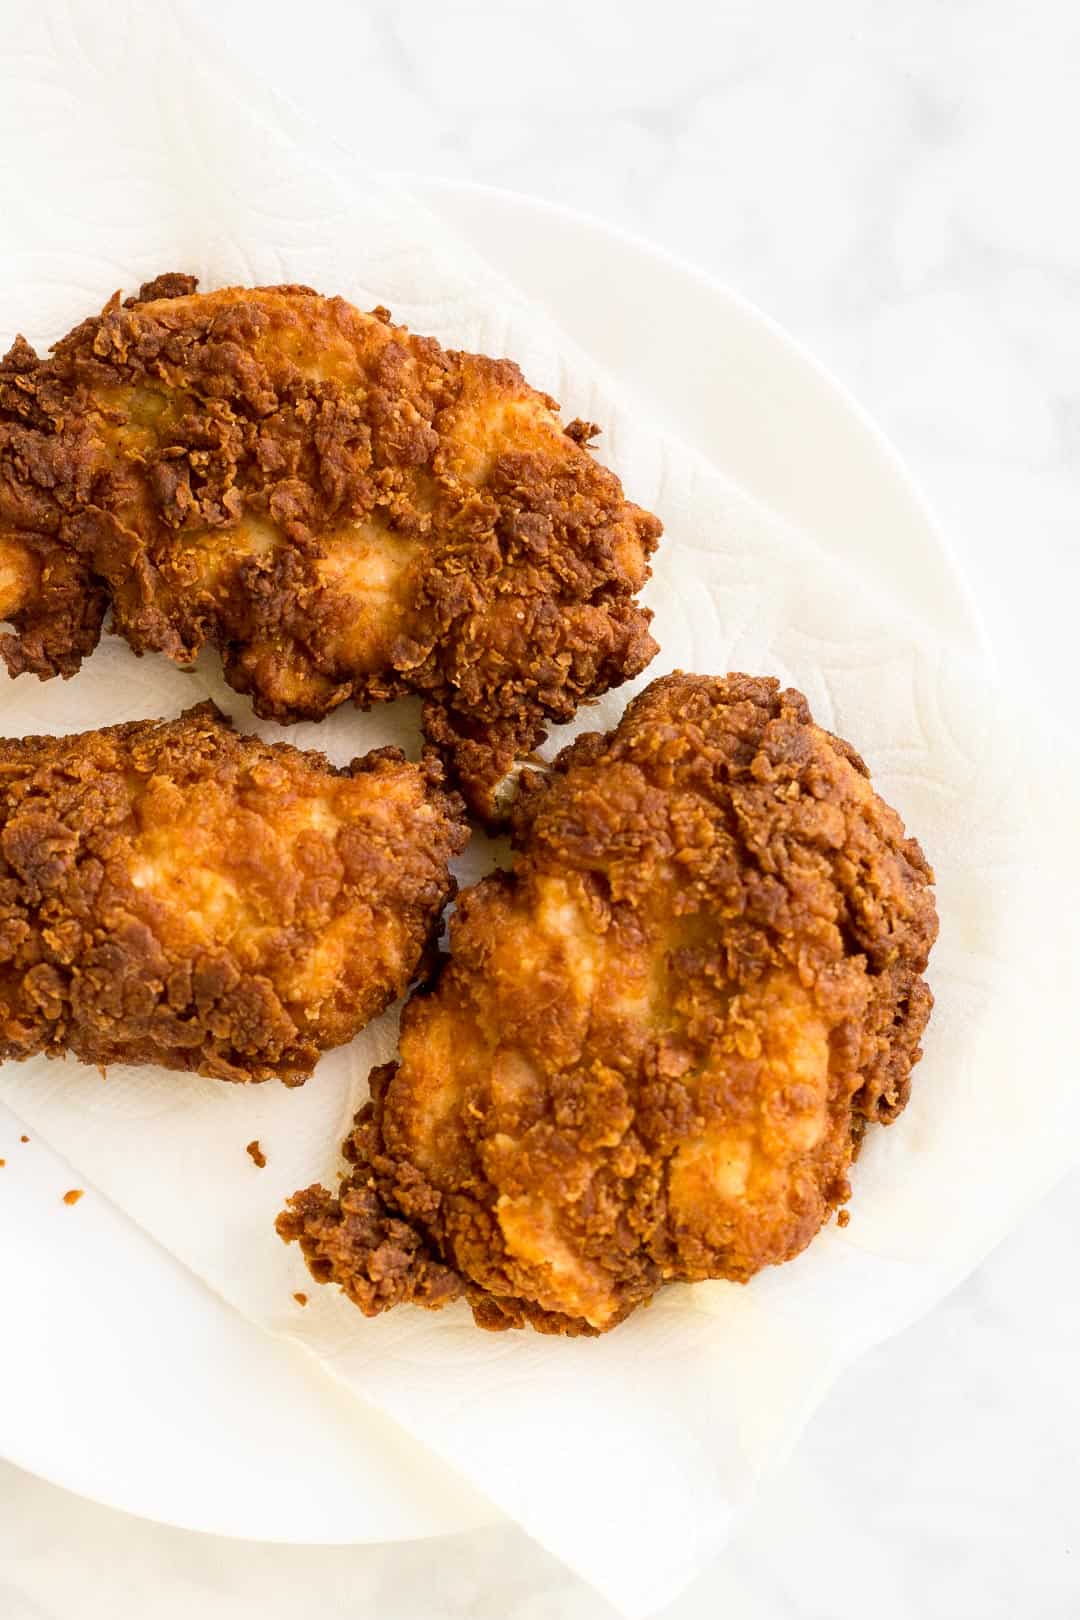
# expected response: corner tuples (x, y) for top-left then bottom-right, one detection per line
(2, 2), (1078, 1616)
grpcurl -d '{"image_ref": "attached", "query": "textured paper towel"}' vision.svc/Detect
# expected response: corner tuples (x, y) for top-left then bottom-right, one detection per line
(0, 3), (1077, 1614)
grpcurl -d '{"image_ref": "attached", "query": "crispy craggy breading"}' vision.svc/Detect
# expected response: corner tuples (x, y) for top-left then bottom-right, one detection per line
(278, 673), (939, 1333)
(0, 702), (466, 1084)
(0, 275), (661, 820)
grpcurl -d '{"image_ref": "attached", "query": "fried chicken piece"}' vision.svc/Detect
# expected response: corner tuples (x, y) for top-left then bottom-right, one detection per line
(0, 275), (661, 821)
(0, 702), (466, 1084)
(278, 673), (938, 1332)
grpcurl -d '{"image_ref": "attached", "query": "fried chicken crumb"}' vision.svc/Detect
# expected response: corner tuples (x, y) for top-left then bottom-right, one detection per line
(836, 1208), (851, 1228)
(293, 1291), (308, 1306)
(19, 1135), (28, 1143)
(62, 1189), (83, 1205)
(246, 1140), (267, 1169)
(279, 672), (938, 1335)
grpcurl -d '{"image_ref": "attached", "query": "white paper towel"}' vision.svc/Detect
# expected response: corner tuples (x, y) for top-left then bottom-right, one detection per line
(0, 3), (1077, 1614)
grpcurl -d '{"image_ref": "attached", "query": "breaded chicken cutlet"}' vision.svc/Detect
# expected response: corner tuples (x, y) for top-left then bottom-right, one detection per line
(278, 673), (938, 1333)
(0, 275), (661, 821)
(0, 703), (466, 1084)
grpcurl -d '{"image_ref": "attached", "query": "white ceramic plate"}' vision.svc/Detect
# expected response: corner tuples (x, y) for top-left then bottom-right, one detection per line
(0, 179), (987, 1546)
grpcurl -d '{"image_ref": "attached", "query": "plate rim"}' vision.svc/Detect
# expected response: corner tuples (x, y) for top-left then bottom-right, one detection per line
(401, 174), (991, 661)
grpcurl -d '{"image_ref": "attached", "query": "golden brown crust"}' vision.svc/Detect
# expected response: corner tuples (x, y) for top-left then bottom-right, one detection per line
(278, 673), (938, 1332)
(0, 277), (661, 821)
(0, 702), (467, 1084)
